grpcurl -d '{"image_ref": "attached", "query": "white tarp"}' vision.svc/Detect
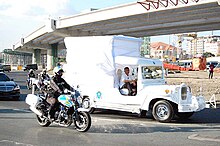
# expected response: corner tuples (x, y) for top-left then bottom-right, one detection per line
(64, 35), (142, 89)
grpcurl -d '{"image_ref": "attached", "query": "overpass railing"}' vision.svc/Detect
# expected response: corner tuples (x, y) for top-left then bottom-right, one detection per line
(137, 0), (200, 10)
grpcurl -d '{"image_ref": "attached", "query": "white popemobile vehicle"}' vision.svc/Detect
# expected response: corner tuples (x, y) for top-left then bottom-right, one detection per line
(64, 36), (206, 122)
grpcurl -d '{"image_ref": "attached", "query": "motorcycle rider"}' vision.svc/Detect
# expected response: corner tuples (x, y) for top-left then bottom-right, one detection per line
(28, 69), (35, 78)
(41, 69), (50, 81)
(48, 67), (76, 121)
(27, 69), (35, 87)
(39, 69), (50, 91)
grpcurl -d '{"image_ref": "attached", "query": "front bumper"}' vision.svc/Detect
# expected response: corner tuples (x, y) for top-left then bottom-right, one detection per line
(0, 90), (20, 98)
(178, 96), (206, 112)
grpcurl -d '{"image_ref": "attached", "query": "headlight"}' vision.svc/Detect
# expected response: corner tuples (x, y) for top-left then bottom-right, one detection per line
(14, 85), (20, 90)
(77, 96), (82, 105)
(181, 86), (187, 100)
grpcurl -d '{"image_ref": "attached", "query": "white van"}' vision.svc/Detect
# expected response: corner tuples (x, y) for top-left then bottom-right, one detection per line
(64, 36), (206, 122)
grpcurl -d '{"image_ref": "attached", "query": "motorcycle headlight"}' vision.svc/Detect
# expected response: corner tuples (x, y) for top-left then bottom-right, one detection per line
(77, 96), (82, 105)
(14, 85), (20, 90)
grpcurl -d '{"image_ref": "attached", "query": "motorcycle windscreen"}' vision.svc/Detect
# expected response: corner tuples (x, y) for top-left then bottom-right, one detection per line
(58, 95), (74, 107)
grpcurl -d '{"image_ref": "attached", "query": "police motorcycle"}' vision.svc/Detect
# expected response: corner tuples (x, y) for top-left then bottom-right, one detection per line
(25, 87), (91, 132)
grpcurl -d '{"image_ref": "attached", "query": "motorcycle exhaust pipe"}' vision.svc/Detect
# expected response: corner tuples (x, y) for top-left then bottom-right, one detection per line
(30, 106), (43, 116)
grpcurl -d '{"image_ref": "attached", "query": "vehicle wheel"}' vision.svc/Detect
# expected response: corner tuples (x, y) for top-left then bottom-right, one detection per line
(82, 97), (95, 113)
(176, 112), (194, 120)
(152, 100), (174, 123)
(74, 112), (91, 132)
(36, 115), (51, 127)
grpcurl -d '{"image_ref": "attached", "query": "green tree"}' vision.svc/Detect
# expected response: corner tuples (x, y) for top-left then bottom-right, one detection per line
(203, 52), (215, 58)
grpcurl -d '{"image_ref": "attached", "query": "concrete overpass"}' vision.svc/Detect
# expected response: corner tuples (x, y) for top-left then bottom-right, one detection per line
(13, 0), (220, 70)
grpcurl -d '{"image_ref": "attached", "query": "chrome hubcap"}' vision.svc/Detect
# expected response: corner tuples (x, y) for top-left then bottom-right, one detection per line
(156, 104), (169, 119)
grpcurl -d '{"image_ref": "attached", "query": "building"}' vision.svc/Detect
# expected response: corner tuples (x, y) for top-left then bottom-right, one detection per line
(186, 35), (220, 57)
(150, 42), (177, 61)
(0, 49), (32, 65)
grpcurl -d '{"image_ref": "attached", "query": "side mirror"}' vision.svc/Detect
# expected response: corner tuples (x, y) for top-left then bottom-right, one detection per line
(11, 79), (14, 81)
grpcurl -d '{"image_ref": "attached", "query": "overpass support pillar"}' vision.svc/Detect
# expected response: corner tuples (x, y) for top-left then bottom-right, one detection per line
(32, 49), (41, 68)
(47, 43), (58, 71)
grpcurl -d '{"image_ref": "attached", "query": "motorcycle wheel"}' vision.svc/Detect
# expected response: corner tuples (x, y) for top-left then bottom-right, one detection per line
(36, 115), (51, 127)
(74, 112), (91, 132)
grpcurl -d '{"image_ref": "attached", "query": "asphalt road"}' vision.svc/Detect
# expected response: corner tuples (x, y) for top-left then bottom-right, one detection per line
(0, 71), (220, 146)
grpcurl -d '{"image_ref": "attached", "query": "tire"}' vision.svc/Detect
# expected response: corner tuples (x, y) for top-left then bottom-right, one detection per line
(152, 100), (174, 123)
(82, 97), (95, 114)
(176, 112), (194, 120)
(74, 112), (91, 132)
(36, 115), (51, 127)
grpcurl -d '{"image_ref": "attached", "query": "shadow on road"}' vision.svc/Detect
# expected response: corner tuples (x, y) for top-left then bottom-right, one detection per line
(87, 109), (220, 134)
(92, 108), (220, 124)
(0, 93), (27, 101)
(0, 108), (31, 114)
(88, 123), (220, 134)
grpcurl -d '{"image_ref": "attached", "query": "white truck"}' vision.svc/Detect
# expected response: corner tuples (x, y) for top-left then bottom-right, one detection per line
(64, 36), (206, 122)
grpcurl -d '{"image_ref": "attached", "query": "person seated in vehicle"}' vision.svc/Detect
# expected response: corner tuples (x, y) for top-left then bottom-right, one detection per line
(27, 69), (35, 87)
(120, 67), (137, 96)
(48, 67), (76, 120)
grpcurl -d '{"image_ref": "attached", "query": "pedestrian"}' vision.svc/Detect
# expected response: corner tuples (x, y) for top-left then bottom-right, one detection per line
(209, 63), (214, 79)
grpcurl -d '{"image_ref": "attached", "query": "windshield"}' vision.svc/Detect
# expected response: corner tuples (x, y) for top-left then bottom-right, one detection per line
(141, 66), (163, 79)
(0, 74), (10, 81)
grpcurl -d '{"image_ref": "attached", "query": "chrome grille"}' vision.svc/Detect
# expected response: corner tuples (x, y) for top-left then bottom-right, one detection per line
(0, 86), (14, 92)
(181, 87), (187, 100)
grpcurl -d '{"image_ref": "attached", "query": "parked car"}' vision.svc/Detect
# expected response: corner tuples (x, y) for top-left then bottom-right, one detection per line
(23, 64), (38, 71)
(0, 72), (20, 100)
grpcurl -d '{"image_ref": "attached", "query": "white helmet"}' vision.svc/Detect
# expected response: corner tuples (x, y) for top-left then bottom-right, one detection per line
(42, 69), (47, 74)
(53, 66), (64, 75)
(29, 69), (33, 73)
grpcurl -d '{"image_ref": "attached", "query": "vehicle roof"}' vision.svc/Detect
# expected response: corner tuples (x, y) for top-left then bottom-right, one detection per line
(115, 56), (163, 66)
(0, 72), (7, 75)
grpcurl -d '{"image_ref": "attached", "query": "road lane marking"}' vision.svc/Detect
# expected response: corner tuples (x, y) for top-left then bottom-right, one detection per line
(0, 140), (34, 146)
(13, 109), (31, 113)
(188, 134), (220, 142)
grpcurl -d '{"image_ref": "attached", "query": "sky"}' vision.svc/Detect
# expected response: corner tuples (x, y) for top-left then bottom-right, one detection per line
(0, 0), (219, 51)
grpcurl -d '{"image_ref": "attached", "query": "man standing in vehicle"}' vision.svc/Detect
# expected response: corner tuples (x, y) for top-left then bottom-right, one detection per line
(120, 67), (137, 96)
